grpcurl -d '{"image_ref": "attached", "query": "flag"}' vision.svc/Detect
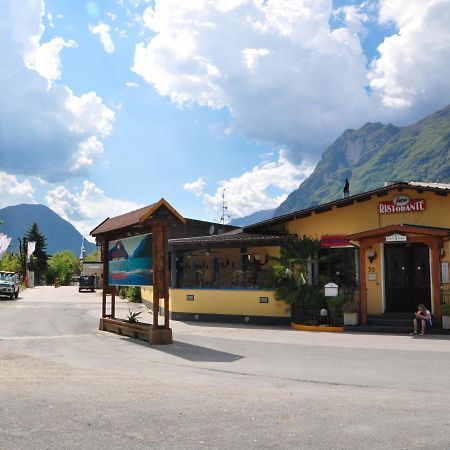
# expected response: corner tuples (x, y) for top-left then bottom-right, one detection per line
(0, 233), (11, 258)
(80, 237), (86, 260)
(27, 241), (36, 263)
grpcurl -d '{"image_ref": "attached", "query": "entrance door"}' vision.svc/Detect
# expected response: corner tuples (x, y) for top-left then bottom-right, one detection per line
(384, 243), (431, 312)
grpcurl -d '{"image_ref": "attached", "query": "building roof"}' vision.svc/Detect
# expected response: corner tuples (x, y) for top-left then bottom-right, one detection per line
(90, 198), (186, 236)
(169, 230), (291, 248)
(244, 181), (450, 231)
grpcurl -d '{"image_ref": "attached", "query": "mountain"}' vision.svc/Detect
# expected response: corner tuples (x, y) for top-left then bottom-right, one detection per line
(229, 208), (277, 227)
(0, 204), (96, 256)
(275, 104), (450, 216)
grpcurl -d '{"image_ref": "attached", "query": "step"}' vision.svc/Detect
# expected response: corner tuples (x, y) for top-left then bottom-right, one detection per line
(346, 325), (450, 335)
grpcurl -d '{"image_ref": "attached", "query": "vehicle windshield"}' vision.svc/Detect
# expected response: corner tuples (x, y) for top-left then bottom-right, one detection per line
(0, 273), (14, 282)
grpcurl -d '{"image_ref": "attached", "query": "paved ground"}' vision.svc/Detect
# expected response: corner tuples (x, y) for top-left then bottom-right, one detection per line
(1, 286), (450, 450)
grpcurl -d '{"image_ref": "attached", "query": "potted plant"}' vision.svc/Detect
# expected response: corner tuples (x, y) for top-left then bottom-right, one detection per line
(441, 303), (450, 329)
(343, 298), (359, 326)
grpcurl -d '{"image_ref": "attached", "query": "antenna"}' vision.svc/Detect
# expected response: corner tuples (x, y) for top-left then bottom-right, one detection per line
(220, 188), (230, 225)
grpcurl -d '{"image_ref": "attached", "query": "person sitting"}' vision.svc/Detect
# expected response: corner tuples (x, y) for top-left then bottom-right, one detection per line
(411, 304), (432, 336)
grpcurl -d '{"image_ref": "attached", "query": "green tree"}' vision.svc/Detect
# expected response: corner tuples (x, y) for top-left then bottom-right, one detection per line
(0, 252), (21, 273)
(85, 248), (100, 262)
(47, 250), (80, 285)
(24, 223), (48, 284)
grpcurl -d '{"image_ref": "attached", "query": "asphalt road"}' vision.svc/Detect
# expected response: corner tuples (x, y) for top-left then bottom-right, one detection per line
(1, 286), (450, 450)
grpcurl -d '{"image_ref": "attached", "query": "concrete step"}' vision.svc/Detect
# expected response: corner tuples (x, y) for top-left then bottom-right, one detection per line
(346, 325), (450, 335)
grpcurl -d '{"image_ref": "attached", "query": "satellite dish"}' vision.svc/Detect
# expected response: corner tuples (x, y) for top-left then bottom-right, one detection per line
(209, 225), (215, 235)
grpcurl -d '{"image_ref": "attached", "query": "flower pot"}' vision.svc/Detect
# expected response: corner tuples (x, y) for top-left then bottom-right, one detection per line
(343, 312), (359, 326)
(442, 315), (450, 330)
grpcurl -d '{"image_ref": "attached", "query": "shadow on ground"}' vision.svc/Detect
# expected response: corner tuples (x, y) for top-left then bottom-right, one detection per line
(120, 337), (244, 362)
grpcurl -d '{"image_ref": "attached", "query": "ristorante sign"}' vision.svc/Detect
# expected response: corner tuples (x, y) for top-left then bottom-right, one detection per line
(379, 194), (426, 214)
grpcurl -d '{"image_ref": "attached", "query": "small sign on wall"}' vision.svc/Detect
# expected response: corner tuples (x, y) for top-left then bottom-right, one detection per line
(442, 262), (449, 284)
(368, 273), (378, 281)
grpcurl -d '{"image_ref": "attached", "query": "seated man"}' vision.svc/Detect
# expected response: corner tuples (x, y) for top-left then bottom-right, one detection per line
(411, 304), (432, 336)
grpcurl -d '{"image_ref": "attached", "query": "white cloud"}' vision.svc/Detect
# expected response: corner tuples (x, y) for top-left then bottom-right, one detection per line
(193, 150), (313, 219)
(26, 36), (77, 85)
(369, 0), (450, 117)
(133, 0), (450, 163)
(45, 181), (143, 238)
(0, 172), (35, 208)
(183, 178), (206, 197)
(89, 22), (115, 53)
(125, 81), (139, 88)
(0, 0), (115, 181)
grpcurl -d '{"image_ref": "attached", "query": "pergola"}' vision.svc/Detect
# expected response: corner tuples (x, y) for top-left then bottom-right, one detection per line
(91, 198), (186, 344)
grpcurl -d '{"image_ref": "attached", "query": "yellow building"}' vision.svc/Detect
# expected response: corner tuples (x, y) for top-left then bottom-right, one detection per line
(142, 181), (450, 328)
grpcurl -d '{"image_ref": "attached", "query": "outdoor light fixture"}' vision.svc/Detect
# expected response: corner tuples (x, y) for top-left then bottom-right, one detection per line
(366, 248), (377, 264)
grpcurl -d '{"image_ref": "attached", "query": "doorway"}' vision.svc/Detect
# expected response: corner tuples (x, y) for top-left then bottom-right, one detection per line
(384, 243), (431, 312)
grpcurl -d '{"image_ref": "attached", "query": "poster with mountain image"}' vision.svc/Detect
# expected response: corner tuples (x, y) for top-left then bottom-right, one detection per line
(108, 233), (153, 286)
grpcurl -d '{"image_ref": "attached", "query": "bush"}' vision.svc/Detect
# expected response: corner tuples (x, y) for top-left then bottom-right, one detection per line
(118, 286), (142, 303)
(441, 303), (450, 316)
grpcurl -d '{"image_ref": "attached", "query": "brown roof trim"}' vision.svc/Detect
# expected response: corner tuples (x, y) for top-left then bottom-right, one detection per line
(347, 224), (450, 240)
(169, 232), (295, 248)
(91, 199), (185, 236)
(244, 182), (450, 231)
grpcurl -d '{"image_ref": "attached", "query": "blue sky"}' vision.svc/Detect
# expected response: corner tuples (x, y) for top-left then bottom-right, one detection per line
(2, 0), (450, 240)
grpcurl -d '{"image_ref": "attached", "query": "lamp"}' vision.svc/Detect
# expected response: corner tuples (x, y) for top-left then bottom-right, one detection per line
(366, 248), (377, 264)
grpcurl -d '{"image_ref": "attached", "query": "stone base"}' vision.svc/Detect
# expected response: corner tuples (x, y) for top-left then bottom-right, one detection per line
(149, 327), (173, 345)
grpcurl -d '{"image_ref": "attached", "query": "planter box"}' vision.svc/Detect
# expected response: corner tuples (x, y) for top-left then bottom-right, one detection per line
(99, 318), (173, 344)
(343, 312), (359, 326)
(442, 315), (450, 330)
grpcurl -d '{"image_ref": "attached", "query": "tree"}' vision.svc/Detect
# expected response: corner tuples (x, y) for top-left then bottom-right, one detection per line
(47, 250), (80, 285)
(85, 248), (100, 262)
(0, 252), (21, 273)
(23, 223), (48, 284)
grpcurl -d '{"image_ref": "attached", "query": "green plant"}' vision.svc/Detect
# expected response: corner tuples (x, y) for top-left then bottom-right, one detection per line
(127, 286), (141, 303)
(327, 294), (348, 315)
(440, 303), (450, 316)
(127, 309), (142, 323)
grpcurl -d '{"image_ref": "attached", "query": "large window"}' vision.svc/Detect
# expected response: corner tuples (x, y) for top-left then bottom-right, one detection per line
(317, 247), (359, 287)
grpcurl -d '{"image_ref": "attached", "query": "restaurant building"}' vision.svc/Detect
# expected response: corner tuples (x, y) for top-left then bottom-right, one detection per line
(141, 181), (450, 327)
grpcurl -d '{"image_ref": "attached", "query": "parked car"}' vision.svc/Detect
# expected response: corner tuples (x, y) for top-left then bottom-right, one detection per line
(0, 271), (20, 299)
(79, 275), (95, 292)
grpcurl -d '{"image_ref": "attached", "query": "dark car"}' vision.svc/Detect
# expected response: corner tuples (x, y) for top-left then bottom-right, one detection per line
(79, 275), (95, 292)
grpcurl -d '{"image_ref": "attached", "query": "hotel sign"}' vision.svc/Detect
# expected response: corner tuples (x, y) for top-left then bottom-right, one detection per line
(379, 195), (426, 214)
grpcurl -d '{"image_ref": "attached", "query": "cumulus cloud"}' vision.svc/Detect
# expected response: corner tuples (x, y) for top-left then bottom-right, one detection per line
(0, 172), (35, 208)
(133, 0), (450, 163)
(45, 180), (143, 237)
(0, 0), (115, 182)
(188, 150), (313, 219)
(183, 178), (206, 197)
(369, 0), (450, 119)
(132, 0), (372, 160)
(89, 22), (116, 53)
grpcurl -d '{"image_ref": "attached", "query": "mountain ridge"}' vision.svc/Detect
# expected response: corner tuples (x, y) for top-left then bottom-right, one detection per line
(275, 104), (450, 216)
(0, 203), (96, 256)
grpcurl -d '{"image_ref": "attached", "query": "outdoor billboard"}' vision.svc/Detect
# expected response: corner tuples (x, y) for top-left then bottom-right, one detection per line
(108, 233), (153, 286)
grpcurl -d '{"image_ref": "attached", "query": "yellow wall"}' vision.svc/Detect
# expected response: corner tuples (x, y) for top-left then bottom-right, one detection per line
(169, 289), (290, 318)
(287, 189), (450, 237)
(142, 286), (290, 318)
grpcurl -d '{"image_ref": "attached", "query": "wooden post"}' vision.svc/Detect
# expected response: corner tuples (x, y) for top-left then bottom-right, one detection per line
(152, 221), (162, 328)
(111, 285), (116, 319)
(359, 240), (368, 325)
(430, 239), (441, 324)
(102, 240), (108, 318)
(163, 223), (170, 328)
